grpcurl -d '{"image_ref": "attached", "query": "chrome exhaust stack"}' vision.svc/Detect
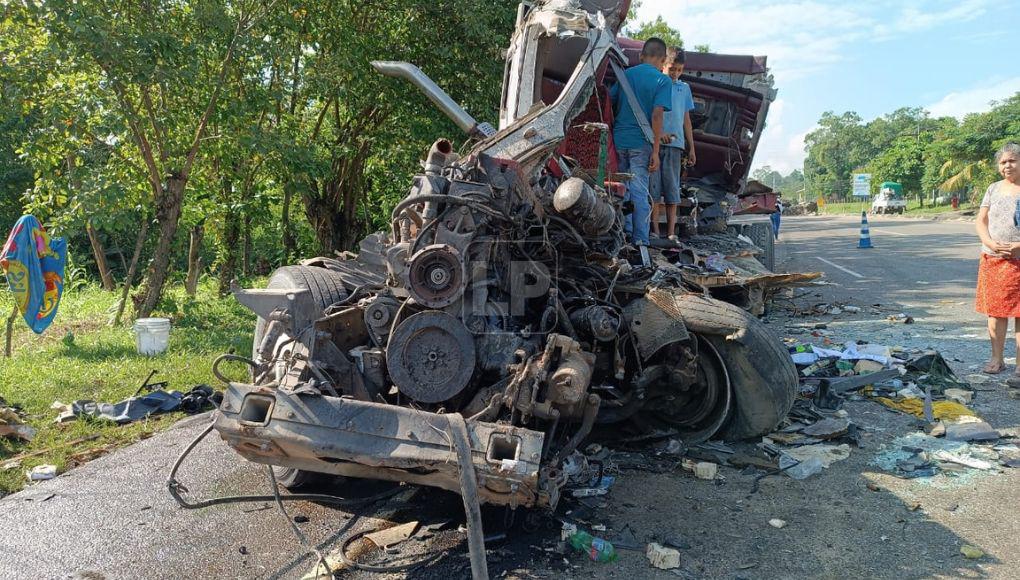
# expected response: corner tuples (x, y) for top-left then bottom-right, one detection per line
(371, 61), (495, 138)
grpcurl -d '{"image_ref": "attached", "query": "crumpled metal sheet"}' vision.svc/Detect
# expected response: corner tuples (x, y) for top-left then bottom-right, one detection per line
(0, 406), (36, 441)
(645, 286), (692, 321)
(623, 290), (690, 361)
(534, 2), (592, 35)
(682, 254), (821, 290)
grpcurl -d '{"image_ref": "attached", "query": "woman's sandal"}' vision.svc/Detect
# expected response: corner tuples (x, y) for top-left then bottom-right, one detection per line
(982, 361), (1006, 374)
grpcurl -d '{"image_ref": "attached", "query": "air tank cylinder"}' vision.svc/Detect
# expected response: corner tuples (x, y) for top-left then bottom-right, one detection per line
(552, 177), (616, 236)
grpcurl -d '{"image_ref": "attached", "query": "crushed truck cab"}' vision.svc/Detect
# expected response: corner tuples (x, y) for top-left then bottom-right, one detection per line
(211, 0), (803, 511)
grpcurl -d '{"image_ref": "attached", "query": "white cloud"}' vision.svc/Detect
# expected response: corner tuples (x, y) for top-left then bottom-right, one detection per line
(746, 98), (812, 174)
(635, 0), (990, 84)
(635, 0), (870, 83)
(754, 123), (814, 175)
(632, 0), (996, 173)
(926, 76), (1020, 119)
(887, 0), (987, 33)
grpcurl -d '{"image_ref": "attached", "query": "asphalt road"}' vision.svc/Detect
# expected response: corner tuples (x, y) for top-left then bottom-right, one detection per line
(0, 414), (381, 579)
(566, 213), (1020, 580)
(778, 213), (983, 331)
(2, 213), (1016, 580)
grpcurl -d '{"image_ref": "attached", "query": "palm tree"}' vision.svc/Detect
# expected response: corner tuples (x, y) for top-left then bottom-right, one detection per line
(939, 158), (990, 192)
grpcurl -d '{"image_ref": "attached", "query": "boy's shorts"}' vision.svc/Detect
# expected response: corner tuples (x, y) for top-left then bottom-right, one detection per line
(649, 147), (684, 204)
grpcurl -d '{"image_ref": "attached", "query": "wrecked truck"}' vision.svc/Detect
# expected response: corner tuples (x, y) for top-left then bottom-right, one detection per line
(212, 0), (797, 513)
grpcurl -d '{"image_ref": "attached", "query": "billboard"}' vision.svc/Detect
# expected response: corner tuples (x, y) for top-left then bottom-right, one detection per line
(852, 174), (872, 197)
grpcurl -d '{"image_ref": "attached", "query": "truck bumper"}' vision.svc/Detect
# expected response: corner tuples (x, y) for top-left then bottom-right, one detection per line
(213, 383), (554, 508)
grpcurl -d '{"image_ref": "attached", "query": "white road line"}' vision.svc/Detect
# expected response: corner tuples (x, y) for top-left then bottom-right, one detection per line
(816, 257), (865, 279)
(874, 228), (908, 236)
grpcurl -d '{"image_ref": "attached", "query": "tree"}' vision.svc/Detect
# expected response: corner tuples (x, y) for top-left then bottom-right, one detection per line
(862, 107), (927, 153)
(627, 16), (683, 48)
(803, 107), (948, 200)
(751, 166), (782, 188)
(866, 136), (925, 196)
(751, 166), (805, 197)
(29, 0), (271, 318)
(802, 95), (1020, 204)
(0, 10), (39, 230)
(8, 3), (146, 291)
(5, 0), (519, 307)
(937, 94), (1020, 193)
(253, 0), (515, 255)
(621, 3), (688, 50)
(625, 0), (642, 24)
(918, 116), (959, 195)
(803, 111), (872, 200)
(782, 170), (805, 194)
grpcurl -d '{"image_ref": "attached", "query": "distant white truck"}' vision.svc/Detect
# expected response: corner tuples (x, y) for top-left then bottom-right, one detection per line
(872, 182), (906, 215)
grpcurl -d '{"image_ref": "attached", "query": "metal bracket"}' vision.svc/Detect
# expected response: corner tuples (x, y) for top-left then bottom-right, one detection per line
(231, 281), (319, 335)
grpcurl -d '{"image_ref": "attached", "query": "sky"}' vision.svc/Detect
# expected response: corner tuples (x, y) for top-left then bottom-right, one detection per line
(633, 0), (1020, 174)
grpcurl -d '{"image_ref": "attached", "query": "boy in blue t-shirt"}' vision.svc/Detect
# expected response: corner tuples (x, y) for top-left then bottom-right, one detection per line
(650, 46), (696, 240)
(609, 37), (672, 246)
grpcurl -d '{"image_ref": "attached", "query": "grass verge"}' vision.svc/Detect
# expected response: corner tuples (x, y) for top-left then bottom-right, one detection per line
(0, 278), (257, 496)
(816, 200), (977, 217)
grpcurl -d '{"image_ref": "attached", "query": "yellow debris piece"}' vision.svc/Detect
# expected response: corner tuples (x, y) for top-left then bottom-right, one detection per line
(961, 545), (985, 559)
(873, 397), (975, 421)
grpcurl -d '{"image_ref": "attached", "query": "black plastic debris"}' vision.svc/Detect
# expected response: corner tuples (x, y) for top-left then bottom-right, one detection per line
(56, 385), (221, 424)
(664, 533), (692, 550)
(905, 352), (969, 394)
(608, 525), (642, 551)
(180, 385), (222, 414)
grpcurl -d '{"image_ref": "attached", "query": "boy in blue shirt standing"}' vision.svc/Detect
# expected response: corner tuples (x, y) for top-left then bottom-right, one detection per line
(651, 46), (696, 240)
(610, 37), (672, 247)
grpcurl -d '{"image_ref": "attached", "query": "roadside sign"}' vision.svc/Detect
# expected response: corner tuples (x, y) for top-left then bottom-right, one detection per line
(852, 173), (871, 197)
(816, 196), (826, 208)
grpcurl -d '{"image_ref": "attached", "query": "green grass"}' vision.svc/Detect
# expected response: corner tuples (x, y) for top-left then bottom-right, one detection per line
(0, 278), (259, 495)
(815, 199), (977, 217)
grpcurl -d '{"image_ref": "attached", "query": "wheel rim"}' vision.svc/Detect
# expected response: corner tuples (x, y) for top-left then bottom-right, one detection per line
(637, 335), (732, 443)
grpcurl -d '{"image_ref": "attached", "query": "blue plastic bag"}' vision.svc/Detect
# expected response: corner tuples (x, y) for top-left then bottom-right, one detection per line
(1, 215), (67, 334)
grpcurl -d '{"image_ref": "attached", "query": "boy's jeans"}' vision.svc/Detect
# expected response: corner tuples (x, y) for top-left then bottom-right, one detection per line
(617, 146), (653, 245)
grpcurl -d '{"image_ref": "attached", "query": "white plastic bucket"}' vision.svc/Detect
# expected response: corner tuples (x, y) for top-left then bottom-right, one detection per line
(133, 317), (171, 356)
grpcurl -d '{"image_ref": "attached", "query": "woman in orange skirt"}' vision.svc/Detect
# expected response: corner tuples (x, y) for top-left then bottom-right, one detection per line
(975, 142), (1020, 375)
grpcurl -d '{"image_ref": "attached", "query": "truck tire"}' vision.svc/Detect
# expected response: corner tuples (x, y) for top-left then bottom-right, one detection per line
(673, 293), (797, 440)
(253, 265), (348, 353)
(746, 222), (775, 271)
(252, 265), (348, 490)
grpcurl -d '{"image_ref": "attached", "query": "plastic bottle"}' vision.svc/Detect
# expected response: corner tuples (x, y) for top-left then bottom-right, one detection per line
(783, 456), (824, 480)
(568, 530), (619, 563)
